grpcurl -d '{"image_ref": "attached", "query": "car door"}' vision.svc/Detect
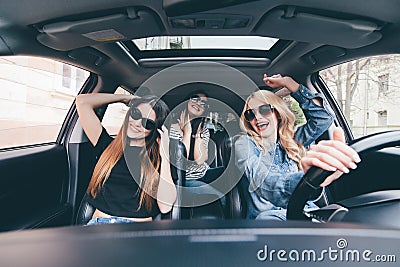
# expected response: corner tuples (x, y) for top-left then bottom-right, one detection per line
(0, 56), (90, 231)
(318, 54), (400, 201)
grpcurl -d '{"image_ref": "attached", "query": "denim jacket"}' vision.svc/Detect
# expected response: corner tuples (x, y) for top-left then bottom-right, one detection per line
(235, 85), (334, 220)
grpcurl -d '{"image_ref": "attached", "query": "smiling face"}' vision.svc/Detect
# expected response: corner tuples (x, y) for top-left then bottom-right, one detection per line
(247, 97), (279, 141)
(126, 103), (156, 140)
(187, 93), (207, 118)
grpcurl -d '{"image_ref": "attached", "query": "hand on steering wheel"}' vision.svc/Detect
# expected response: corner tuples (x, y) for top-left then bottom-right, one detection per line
(301, 127), (360, 187)
(287, 129), (400, 220)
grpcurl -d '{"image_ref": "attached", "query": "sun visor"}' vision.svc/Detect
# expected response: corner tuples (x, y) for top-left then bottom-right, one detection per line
(37, 8), (163, 51)
(255, 7), (382, 49)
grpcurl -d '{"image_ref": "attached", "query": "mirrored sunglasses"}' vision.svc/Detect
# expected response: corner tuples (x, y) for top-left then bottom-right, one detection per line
(190, 95), (209, 109)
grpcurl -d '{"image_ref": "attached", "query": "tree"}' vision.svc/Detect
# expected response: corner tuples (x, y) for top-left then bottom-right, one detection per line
(320, 59), (370, 121)
(320, 55), (400, 136)
(283, 96), (306, 127)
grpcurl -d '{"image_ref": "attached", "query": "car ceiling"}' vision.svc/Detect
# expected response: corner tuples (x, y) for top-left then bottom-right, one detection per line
(1, 0), (400, 95)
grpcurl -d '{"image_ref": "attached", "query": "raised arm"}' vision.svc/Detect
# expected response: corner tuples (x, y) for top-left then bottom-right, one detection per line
(75, 93), (134, 146)
(156, 126), (177, 213)
(264, 74), (334, 147)
(177, 110), (192, 155)
(263, 74), (322, 106)
(193, 126), (209, 165)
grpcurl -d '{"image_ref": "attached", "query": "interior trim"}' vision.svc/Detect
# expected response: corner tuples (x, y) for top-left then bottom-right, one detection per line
(254, 7), (383, 48)
(36, 8), (163, 51)
(138, 57), (270, 67)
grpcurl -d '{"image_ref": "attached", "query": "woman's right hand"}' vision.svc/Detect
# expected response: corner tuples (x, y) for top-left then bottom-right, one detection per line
(177, 110), (192, 135)
(123, 94), (141, 106)
(157, 125), (170, 161)
(300, 127), (361, 187)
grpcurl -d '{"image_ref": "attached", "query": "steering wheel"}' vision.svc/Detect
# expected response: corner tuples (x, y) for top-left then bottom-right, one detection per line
(287, 130), (400, 220)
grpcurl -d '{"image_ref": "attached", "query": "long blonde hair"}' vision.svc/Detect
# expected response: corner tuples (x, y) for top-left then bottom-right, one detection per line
(88, 96), (170, 212)
(240, 90), (306, 169)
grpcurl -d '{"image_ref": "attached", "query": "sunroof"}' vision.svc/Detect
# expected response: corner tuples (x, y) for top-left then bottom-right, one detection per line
(132, 36), (279, 51)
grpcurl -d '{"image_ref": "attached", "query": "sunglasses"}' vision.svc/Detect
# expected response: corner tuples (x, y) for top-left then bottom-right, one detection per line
(244, 103), (274, 122)
(129, 107), (156, 130)
(190, 95), (209, 109)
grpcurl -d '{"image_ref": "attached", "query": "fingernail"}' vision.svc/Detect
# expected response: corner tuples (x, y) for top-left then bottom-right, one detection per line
(349, 162), (357, 170)
(342, 167), (350, 173)
(329, 166), (337, 172)
(353, 154), (361, 163)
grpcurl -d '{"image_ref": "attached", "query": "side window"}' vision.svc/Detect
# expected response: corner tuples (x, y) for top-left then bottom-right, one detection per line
(284, 96), (306, 127)
(320, 55), (400, 138)
(0, 56), (89, 149)
(102, 87), (131, 135)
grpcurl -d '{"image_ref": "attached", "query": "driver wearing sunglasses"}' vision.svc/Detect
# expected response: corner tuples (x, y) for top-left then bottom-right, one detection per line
(235, 74), (359, 221)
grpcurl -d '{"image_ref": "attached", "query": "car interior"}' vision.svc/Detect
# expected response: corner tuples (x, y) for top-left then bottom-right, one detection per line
(0, 0), (400, 265)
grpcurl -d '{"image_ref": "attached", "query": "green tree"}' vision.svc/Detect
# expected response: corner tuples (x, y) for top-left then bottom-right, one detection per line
(283, 96), (306, 127)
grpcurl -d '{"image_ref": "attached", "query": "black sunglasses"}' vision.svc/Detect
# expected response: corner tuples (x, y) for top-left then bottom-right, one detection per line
(244, 103), (274, 122)
(129, 107), (156, 130)
(190, 95), (209, 109)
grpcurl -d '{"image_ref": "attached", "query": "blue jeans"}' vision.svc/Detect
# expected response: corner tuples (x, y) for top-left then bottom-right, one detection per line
(86, 216), (134, 225)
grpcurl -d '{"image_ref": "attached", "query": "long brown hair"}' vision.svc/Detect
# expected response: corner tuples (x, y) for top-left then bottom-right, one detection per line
(240, 90), (306, 169)
(88, 96), (170, 211)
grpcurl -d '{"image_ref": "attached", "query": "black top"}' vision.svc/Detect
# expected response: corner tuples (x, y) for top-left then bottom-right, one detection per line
(87, 128), (160, 218)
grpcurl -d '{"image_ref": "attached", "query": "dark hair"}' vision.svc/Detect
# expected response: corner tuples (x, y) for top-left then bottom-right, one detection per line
(187, 90), (208, 161)
(188, 117), (204, 161)
(128, 95), (170, 146)
(89, 95), (170, 212)
(127, 95), (170, 210)
(172, 90), (209, 122)
(187, 90), (208, 100)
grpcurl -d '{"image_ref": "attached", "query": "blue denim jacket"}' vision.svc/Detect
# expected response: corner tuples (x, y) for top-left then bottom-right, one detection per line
(235, 85), (334, 220)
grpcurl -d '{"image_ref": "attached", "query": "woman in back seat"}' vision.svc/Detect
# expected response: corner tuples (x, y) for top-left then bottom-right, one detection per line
(170, 91), (225, 203)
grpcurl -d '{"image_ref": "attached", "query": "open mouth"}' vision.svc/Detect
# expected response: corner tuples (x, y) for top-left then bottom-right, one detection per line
(256, 121), (270, 131)
(192, 104), (201, 112)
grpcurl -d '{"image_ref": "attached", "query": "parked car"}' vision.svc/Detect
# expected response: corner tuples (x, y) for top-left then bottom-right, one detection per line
(0, 0), (399, 266)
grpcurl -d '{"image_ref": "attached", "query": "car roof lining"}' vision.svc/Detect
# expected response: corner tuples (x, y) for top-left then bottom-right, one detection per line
(36, 7), (164, 51)
(35, 4), (384, 52)
(253, 6), (383, 49)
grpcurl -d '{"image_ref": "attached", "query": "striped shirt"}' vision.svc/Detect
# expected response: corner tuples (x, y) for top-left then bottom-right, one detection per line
(169, 125), (210, 179)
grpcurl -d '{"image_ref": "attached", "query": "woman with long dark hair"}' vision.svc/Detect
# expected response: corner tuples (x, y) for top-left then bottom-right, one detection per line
(169, 91), (225, 201)
(76, 93), (176, 224)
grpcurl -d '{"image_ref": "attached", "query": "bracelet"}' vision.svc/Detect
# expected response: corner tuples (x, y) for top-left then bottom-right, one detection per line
(191, 133), (204, 139)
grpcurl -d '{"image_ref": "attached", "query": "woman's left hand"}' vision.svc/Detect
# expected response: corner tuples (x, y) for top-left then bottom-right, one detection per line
(157, 125), (170, 160)
(300, 127), (361, 187)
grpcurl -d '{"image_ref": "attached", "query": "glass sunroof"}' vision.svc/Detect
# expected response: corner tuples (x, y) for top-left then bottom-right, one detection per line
(132, 36), (279, 51)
